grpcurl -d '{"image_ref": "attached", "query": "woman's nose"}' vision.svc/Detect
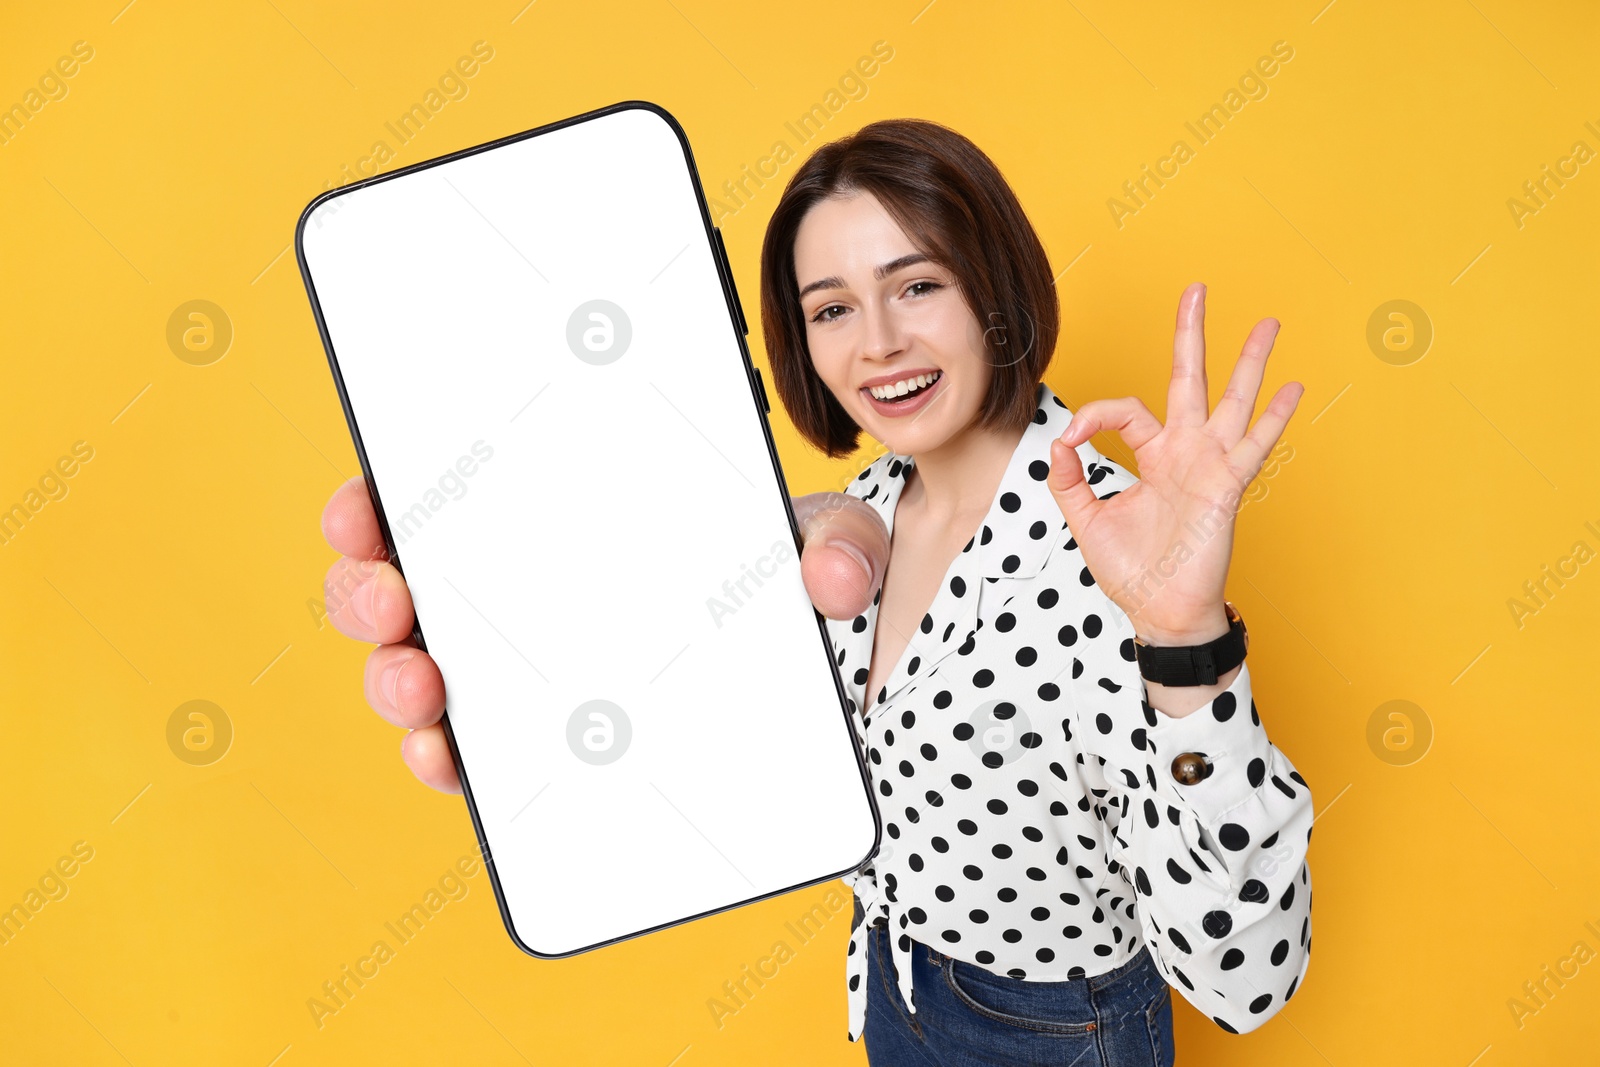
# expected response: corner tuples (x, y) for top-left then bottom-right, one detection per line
(859, 302), (905, 360)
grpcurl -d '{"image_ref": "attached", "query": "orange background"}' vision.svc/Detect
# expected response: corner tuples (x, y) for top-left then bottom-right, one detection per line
(1, 1), (1596, 1063)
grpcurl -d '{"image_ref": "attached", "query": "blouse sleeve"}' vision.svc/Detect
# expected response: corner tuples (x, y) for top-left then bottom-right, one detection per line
(1061, 448), (1315, 1034)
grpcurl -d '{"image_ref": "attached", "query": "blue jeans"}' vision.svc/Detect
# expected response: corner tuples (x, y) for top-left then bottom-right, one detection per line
(861, 903), (1177, 1066)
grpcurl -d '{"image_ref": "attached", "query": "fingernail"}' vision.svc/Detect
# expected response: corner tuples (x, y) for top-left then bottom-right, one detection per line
(830, 540), (873, 584)
(381, 654), (414, 710)
(350, 573), (378, 632)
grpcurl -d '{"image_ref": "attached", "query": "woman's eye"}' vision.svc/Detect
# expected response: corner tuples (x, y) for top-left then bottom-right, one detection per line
(810, 304), (847, 323)
(809, 282), (940, 323)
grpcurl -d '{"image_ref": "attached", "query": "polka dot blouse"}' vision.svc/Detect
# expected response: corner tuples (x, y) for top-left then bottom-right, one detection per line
(826, 382), (1314, 1043)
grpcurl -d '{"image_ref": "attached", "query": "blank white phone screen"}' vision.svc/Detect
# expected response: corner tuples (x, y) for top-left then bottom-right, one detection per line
(298, 104), (878, 956)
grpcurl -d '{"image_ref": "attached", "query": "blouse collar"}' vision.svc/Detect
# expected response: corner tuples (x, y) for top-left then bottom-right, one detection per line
(826, 381), (1099, 714)
(862, 380), (1081, 581)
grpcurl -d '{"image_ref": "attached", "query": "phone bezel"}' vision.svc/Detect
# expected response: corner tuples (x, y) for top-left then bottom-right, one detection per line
(294, 99), (882, 959)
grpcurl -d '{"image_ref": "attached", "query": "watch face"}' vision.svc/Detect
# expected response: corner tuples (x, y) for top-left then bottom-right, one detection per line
(1225, 600), (1247, 652)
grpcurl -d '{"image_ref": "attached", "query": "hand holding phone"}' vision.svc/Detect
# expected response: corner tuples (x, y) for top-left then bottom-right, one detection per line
(320, 478), (890, 794)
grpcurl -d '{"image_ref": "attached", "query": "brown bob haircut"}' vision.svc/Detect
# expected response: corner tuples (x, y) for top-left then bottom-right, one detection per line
(759, 118), (1059, 458)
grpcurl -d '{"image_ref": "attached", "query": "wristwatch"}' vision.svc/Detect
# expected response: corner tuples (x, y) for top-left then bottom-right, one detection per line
(1134, 601), (1248, 686)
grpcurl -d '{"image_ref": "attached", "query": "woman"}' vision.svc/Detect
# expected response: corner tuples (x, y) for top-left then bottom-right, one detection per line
(321, 118), (1312, 1066)
(764, 118), (1312, 1064)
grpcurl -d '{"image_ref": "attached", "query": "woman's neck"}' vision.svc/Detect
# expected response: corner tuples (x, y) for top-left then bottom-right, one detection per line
(901, 416), (1028, 525)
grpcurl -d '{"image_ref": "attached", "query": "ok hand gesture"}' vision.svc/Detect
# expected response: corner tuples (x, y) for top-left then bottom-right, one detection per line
(1046, 283), (1303, 646)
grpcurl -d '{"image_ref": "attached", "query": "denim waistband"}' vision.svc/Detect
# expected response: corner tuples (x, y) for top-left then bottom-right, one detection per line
(866, 913), (1155, 993)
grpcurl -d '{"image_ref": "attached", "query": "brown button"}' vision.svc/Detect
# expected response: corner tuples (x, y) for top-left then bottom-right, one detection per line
(1171, 752), (1212, 785)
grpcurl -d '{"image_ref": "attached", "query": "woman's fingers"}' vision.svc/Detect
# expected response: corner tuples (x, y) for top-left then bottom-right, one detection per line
(364, 643), (447, 729)
(1058, 396), (1164, 454)
(322, 474), (456, 795)
(1047, 437), (1101, 536)
(400, 723), (463, 794)
(322, 475), (388, 560)
(1208, 318), (1280, 445)
(1166, 282), (1210, 428)
(1230, 380), (1304, 477)
(793, 492), (890, 620)
(323, 556), (416, 645)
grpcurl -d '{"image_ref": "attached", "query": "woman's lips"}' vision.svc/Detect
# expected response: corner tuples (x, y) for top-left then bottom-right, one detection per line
(862, 372), (946, 418)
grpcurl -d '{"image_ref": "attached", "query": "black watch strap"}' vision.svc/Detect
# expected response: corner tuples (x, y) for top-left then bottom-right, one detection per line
(1135, 602), (1248, 686)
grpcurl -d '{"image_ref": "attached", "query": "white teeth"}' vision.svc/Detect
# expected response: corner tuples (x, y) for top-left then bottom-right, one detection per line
(869, 370), (941, 400)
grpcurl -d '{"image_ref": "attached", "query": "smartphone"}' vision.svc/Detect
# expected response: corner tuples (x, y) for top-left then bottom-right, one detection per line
(296, 101), (879, 957)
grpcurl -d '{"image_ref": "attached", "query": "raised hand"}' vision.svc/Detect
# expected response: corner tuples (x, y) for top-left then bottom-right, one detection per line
(1046, 283), (1303, 646)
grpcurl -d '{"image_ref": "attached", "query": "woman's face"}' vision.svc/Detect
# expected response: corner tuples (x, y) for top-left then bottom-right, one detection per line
(793, 190), (993, 457)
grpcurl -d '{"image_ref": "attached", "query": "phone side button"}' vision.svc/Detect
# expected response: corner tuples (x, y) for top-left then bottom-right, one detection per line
(753, 366), (771, 414)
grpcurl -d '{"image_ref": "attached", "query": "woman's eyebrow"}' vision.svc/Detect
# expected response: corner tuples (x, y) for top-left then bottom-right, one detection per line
(798, 253), (932, 300)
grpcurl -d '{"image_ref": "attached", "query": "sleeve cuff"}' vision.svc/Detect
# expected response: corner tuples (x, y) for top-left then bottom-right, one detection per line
(1141, 661), (1274, 824)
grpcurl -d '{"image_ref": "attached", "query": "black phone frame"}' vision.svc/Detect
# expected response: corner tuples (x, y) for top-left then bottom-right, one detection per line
(294, 99), (882, 959)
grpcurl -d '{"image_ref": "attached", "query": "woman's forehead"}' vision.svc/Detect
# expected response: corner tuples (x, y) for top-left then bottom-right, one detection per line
(794, 194), (933, 286)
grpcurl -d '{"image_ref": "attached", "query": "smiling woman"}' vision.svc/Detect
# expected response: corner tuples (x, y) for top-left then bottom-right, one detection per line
(759, 120), (1057, 462)
(756, 118), (1312, 1064)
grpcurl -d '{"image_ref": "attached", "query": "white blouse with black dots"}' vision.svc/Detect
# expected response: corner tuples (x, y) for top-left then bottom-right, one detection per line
(826, 381), (1314, 1043)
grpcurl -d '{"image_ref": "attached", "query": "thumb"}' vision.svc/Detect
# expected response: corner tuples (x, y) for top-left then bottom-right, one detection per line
(792, 491), (889, 620)
(1047, 437), (1099, 535)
